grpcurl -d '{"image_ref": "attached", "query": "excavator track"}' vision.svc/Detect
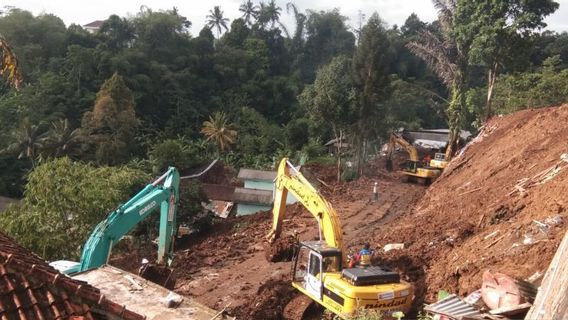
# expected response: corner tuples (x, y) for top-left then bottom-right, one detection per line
(283, 294), (315, 320)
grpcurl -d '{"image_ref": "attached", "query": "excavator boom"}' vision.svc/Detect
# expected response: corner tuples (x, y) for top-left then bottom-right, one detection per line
(77, 167), (179, 272)
(267, 159), (344, 258)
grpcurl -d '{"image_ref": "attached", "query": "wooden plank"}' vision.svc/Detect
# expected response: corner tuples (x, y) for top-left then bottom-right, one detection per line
(525, 230), (568, 320)
(490, 302), (532, 316)
(458, 187), (482, 196)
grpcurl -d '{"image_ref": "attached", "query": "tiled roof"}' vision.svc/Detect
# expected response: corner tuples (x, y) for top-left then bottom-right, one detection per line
(0, 231), (145, 320)
(82, 20), (105, 28)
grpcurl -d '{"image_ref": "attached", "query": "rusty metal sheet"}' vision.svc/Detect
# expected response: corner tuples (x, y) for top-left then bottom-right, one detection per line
(424, 294), (483, 320)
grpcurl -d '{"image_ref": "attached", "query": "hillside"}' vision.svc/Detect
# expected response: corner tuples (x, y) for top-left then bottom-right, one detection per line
(375, 104), (568, 303)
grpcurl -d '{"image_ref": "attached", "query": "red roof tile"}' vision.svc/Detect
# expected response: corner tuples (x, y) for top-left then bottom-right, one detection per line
(82, 20), (105, 28)
(0, 232), (145, 320)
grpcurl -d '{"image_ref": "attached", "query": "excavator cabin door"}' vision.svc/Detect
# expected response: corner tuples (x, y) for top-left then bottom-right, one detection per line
(306, 251), (323, 300)
(292, 245), (323, 301)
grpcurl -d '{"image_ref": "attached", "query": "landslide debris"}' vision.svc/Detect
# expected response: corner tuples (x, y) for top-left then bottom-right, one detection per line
(373, 105), (568, 302)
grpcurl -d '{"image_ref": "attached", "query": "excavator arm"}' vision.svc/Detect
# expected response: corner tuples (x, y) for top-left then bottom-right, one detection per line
(267, 158), (344, 257)
(78, 167), (180, 272)
(387, 132), (419, 162)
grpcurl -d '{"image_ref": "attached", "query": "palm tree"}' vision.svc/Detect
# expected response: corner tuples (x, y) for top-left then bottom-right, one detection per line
(286, 2), (306, 50)
(239, 0), (259, 26)
(206, 6), (230, 38)
(44, 119), (84, 157)
(2, 117), (46, 166)
(201, 112), (237, 153)
(258, 0), (288, 36)
(406, 0), (468, 159)
(0, 35), (22, 89)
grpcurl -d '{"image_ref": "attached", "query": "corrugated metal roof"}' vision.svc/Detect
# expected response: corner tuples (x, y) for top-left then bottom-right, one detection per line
(424, 294), (483, 320)
(237, 168), (276, 181)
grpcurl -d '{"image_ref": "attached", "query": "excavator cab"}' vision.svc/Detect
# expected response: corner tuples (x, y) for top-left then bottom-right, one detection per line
(401, 159), (419, 173)
(292, 241), (342, 297)
(430, 152), (448, 169)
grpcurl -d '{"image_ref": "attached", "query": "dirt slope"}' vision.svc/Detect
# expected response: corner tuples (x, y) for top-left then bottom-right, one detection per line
(169, 171), (426, 318)
(374, 105), (568, 302)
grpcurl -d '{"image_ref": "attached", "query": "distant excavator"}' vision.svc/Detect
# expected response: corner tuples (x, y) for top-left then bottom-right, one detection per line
(385, 132), (442, 185)
(429, 152), (449, 170)
(267, 158), (414, 319)
(51, 167), (180, 288)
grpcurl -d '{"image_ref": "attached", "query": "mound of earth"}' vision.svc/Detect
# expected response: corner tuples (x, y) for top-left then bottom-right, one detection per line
(374, 104), (568, 302)
(229, 277), (297, 320)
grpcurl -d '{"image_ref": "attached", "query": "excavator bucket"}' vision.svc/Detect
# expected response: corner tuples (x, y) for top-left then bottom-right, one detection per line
(264, 235), (297, 262)
(139, 263), (176, 290)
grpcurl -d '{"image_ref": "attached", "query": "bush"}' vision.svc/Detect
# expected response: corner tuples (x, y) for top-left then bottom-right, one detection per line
(0, 157), (150, 260)
(148, 138), (199, 174)
(341, 168), (357, 181)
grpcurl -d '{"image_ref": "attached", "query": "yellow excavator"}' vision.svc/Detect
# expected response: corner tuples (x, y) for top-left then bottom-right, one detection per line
(385, 132), (441, 184)
(267, 158), (414, 319)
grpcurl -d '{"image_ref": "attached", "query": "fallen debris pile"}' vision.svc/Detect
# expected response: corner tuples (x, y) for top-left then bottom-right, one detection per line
(375, 104), (568, 303)
(228, 277), (297, 320)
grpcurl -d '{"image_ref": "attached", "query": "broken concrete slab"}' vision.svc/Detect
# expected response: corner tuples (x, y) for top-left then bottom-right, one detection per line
(73, 265), (228, 320)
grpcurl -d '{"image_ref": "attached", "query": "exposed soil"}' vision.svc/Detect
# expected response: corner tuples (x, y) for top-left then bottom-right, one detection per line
(372, 105), (568, 303)
(264, 235), (298, 262)
(165, 169), (426, 318)
(111, 104), (568, 319)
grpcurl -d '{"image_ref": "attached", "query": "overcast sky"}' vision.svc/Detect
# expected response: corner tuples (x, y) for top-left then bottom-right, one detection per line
(7, 0), (568, 34)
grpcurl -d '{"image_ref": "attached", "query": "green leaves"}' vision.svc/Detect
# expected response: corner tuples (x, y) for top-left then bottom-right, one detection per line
(81, 73), (139, 165)
(201, 111), (238, 153)
(206, 6), (230, 38)
(148, 138), (199, 174)
(0, 157), (149, 260)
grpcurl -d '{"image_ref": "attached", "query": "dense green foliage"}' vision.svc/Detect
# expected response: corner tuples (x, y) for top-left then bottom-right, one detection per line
(0, 158), (150, 260)
(0, 2), (566, 259)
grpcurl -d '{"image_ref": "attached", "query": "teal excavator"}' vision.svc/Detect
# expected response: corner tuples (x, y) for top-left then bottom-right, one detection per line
(51, 167), (180, 287)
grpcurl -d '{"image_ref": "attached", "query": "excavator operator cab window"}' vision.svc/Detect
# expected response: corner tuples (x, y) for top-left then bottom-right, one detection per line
(293, 246), (310, 282)
(322, 256), (340, 272)
(402, 160), (418, 172)
(308, 253), (321, 276)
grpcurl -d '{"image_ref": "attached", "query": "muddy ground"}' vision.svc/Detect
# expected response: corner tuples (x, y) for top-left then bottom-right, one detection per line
(111, 104), (568, 319)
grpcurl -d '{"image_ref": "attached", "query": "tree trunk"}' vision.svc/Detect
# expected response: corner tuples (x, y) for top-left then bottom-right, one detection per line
(333, 127), (342, 182)
(445, 86), (465, 160)
(484, 62), (498, 122)
(444, 129), (459, 160)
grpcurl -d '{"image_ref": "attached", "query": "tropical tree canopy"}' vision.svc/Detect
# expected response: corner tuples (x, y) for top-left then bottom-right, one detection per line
(201, 112), (238, 152)
(0, 35), (22, 88)
(206, 6), (230, 38)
